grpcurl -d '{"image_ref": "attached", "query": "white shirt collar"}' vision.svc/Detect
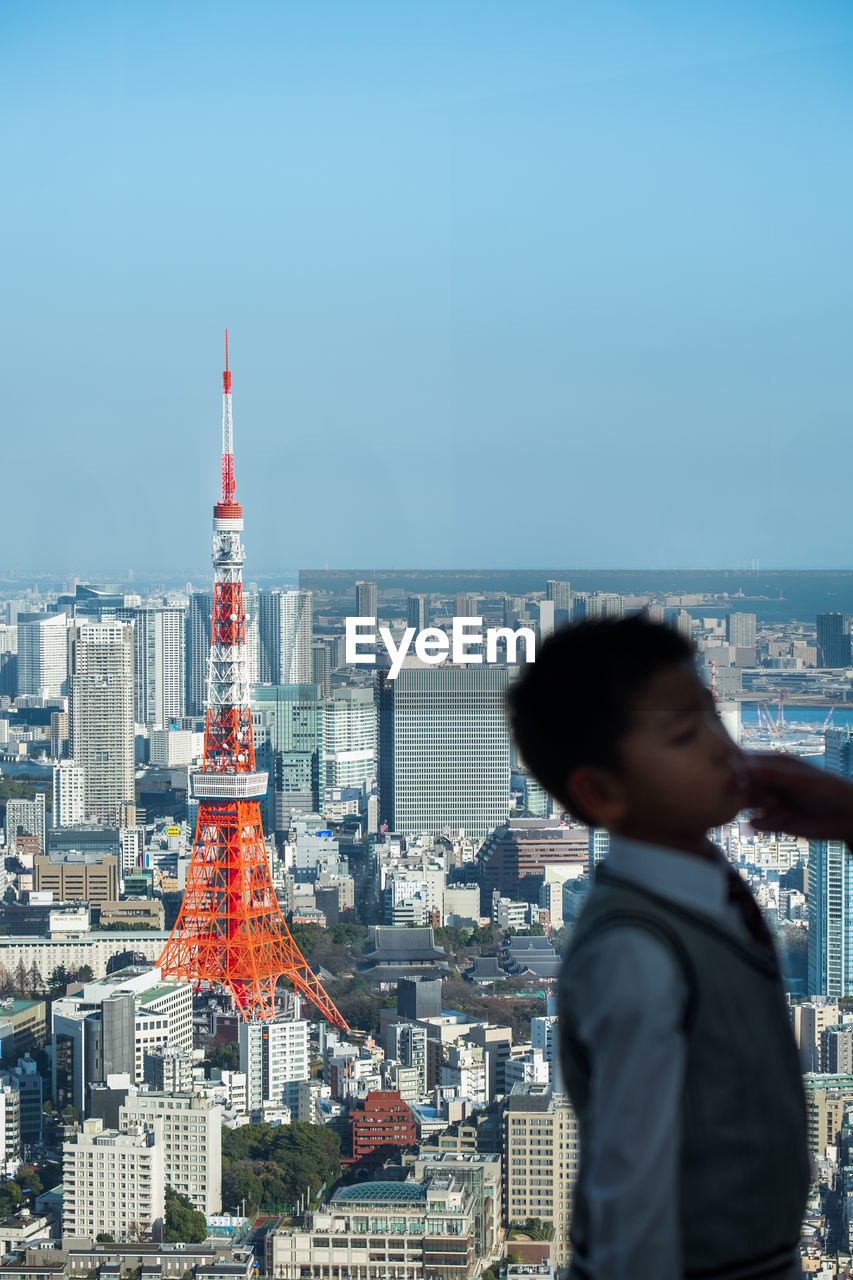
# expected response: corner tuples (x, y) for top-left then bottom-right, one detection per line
(603, 834), (730, 924)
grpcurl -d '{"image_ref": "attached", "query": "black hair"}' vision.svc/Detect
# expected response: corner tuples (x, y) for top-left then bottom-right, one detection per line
(506, 615), (694, 824)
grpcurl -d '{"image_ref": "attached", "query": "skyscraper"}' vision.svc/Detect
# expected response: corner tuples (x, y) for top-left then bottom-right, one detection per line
(406, 595), (427, 630)
(809, 726), (853, 995)
(17, 614), (69, 698)
(258, 590), (312, 684)
(68, 621), (134, 824)
(186, 592), (213, 717)
(323, 685), (377, 790)
(355, 581), (378, 618)
(726, 612), (757, 649)
(817, 613), (852, 668)
(119, 607), (186, 726)
(280, 590), (312, 684)
(384, 665), (510, 838)
(546, 580), (572, 612)
(251, 684), (323, 822)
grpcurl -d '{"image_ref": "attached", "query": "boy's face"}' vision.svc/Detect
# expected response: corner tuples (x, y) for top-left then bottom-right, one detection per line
(580, 661), (747, 852)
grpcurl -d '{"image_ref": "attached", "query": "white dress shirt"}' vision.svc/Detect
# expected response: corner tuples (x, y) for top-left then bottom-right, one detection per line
(566, 835), (803, 1280)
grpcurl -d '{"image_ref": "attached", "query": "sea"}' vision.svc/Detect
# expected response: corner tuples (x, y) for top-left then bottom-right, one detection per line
(298, 568), (853, 623)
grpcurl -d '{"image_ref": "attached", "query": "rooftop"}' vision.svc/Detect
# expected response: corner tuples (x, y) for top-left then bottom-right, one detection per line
(333, 1182), (425, 1205)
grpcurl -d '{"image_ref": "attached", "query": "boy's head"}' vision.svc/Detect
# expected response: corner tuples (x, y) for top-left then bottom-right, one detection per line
(507, 616), (747, 848)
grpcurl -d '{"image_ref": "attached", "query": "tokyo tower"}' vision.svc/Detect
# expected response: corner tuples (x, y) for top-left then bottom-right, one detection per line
(158, 335), (348, 1030)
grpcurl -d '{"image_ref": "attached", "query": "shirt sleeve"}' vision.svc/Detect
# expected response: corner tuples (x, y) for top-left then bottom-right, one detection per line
(568, 925), (689, 1280)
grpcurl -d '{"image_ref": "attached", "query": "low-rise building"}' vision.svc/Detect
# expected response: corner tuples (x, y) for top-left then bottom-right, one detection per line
(266, 1177), (477, 1280)
(348, 1090), (417, 1166)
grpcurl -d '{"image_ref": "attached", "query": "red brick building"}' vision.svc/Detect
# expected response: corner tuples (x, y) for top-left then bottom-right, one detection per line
(348, 1090), (417, 1166)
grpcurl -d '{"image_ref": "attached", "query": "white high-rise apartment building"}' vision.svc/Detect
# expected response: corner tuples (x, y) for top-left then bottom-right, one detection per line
(387, 665), (510, 838)
(503, 1083), (578, 1269)
(239, 1018), (309, 1115)
(280, 590), (312, 684)
(119, 608), (185, 726)
(322, 685), (377, 789)
(69, 621), (134, 824)
(5, 793), (46, 855)
(390, 1022), (428, 1097)
(53, 762), (86, 828)
(531, 1014), (565, 1093)
(119, 1091), (222, 1215)
(18, 614), (68, 697)
(259, 590), (312, 684)
(62, 1117), (165, 1242)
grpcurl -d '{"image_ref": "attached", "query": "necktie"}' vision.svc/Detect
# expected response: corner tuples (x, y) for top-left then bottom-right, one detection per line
(724, 862), (775, 951)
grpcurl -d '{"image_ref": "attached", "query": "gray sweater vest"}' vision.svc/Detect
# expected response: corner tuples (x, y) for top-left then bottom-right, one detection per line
(560, 866), (810, 1280)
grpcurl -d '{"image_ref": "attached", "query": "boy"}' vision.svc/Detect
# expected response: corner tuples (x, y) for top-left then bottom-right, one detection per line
(507, 616), (809, 1280)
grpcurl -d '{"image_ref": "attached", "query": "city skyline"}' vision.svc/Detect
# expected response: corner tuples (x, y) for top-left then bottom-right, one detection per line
(4, 2), (853, 572)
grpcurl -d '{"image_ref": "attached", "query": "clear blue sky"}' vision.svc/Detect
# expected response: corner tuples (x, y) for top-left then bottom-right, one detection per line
(4, 0), (853, 576)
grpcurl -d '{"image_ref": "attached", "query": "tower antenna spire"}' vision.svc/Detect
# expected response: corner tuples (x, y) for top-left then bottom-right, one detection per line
(221, 329), (234, 504)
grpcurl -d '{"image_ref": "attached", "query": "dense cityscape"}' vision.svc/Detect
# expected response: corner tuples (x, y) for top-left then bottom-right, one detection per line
(3, 353), (853, 1280)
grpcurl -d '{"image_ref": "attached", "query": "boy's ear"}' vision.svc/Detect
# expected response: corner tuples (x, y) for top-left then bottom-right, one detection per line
(568, 765), (627, 827)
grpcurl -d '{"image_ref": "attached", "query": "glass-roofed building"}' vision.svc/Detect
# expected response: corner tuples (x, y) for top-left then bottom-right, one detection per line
(266, 1174), (478, 1280)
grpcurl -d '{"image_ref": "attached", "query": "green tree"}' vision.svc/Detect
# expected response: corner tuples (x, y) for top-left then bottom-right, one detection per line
(0, 1181), (23, 1217)
(207, 1041), (240, 1072)
(95, 1233), (114, 1243)
(164, 1186), (207, 1244)
(17, 1168), (43, 1197)
(221, 1122), (340, 1212)
(48, 965), (71, 998)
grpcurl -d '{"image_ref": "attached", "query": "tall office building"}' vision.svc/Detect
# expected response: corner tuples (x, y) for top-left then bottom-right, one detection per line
(810, 726), (853, 996)
(68, 621), (134, 824)
(455, 594), (478, 617)
(817, 613), (852, 669)
(239, 1018), (309, 1116)
(118, 607), (185, 726)
(311, 642), (331, 696)
(251, 684), (323, 822)
(381, 665), (510, 838)
(17, 614), (68, 698)
(503, 1083), (578, 1270)
(355, 581), (377, 619)
(186, 592), (213, 717)
(407, 595), (428, 630)
(323, 685), (377, 790)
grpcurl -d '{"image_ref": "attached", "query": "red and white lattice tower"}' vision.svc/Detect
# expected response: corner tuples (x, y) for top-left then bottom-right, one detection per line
(158, 335), (348, 1028)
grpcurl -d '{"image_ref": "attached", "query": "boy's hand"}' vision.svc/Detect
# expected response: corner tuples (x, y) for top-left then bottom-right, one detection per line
(745, 752), (853, 845)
